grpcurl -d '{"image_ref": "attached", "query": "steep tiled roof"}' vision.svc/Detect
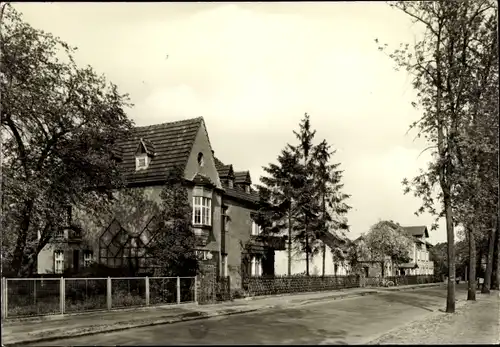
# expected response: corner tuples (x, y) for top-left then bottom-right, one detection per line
(117, 117), (203, 185)
(214, 157), (234, 178)
(319, 232), (348, 249)
(234, 171), (252, 184)
(222, 183), (259, 203)
(216, 158), (258, 204)
(219, 165), (234, 178)
(214, 157), (225, 170)
(403, 226), (429, 238)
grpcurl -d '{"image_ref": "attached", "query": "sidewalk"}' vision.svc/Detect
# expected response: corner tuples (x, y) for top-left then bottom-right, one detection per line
(2, 283), (442, 346)
(368, 290), (500, 344)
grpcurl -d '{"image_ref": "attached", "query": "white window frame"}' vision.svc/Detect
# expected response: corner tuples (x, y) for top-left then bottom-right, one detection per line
(193, 196), (211, 226)
(251, 221), (261, 236)
(135, 155), (149, 171)
(54, 250), (64, 274)
(84, 251), (93, 267)
(251, 255), (262, 276)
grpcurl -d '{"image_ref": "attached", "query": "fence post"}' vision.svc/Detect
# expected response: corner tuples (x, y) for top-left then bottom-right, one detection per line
(60, 277), (65, 315)
(145, 277), (150, 306)
(194, 276), (198, 304)
(1, 277), (6, 319)
(107, 277), (112, 310)
(176, 277), (181, 304)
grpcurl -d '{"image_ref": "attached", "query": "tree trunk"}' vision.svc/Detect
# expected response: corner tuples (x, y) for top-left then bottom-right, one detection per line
(287, 212), (292, 276)
(444, 199), (456, 313)
(477, 245), (484, 276)
(322, 243), (326, 277)
(467, 228), (476, 301)
(482, 218), (496, 294)
(495, 212), (500, 290)
(305, 235), (310, 276)
(492, 218), (499, 289)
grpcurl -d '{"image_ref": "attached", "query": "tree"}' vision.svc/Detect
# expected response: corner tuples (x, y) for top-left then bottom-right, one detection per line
(312, 139), (351, 276)
(290, 113), (321, 276)
(0, 4), (133, 276)
(147, 166), (199, 277)
(380, 0), (497, 313)
(429, 242), (448, 278)
(364, 221), (413, 276)
(258, 146), (303, 276)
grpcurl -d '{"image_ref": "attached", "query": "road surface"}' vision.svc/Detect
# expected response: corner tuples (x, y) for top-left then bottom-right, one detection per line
(30, 285), (469, 345)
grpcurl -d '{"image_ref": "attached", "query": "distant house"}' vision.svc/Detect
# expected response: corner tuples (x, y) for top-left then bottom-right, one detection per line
(353, 224), (435, 277)
(399, 226), (434, 276)
(274, 231), (351, 276)
(37, 117), (286, 289)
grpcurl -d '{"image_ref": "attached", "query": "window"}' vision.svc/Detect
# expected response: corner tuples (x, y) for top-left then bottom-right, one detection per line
(54, 250), (64, 274)
(228, 179), (234, 188)
(196, 250), (212, 261)
(251, 256), (262, 276)
(193, 196), (211, 226)
(136, 156), (148, 170)
(251, 221), (261, 236)
(55, 229), (65, 239)
(84, 251), (93, 267)
(197, 152), (204, 167)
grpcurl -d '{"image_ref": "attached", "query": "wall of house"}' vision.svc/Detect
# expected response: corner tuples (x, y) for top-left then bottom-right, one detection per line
(37, 183), (224, 275)
(37, 234), (93, 275)
(274, 241), (349, 276)
(224, 198), (255, 289)
(184, 121), (222, 189)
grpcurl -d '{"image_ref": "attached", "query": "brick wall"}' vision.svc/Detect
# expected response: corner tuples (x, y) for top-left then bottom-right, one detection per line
(242, 275), (360, 297)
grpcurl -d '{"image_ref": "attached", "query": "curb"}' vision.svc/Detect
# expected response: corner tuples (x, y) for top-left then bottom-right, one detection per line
(3, 283), (443, 346)
(380, 283), (443, 292)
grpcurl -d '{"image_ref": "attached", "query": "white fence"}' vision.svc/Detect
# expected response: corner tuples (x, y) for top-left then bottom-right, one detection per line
(1, 276), (197, 318)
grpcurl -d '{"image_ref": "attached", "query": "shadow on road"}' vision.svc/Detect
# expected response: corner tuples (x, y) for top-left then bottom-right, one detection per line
(377, 292), (435, 312)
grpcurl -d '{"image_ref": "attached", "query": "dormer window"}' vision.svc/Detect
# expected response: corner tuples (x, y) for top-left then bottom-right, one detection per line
(136, 155), (149, 170)
(228, 179), (234, 188)
(135, 138), (155, 171)
(245, 185), (250, 193)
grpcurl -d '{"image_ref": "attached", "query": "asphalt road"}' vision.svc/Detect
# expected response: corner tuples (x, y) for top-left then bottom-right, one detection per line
(30, 286), (469, 345)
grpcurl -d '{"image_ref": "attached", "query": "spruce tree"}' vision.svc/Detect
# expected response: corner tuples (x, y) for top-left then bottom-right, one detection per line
(258, 146), (302, 276)
(290, 113), (321, 276)
(312, 140), (351, 276)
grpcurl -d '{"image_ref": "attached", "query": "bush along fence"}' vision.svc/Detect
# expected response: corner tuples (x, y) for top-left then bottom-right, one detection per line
(362, 274), (441, 287)
(242, 275), (360, 297)
(1, 276), (197, 319)
(242, 274), (442, 297)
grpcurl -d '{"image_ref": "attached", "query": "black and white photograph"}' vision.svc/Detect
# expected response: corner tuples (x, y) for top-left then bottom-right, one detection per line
(1, 1), (499, 345)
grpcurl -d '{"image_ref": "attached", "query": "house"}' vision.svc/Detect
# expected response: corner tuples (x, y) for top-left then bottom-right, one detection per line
(37, 117), (286, 289)
(399, 226), (434, 276)
(353, 224), (435, 277)
(214, 157), (286, 288)
(274, 230), (351, 277)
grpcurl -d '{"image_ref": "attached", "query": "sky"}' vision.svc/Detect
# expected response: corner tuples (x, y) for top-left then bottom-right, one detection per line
(14, 2), (449, 244)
